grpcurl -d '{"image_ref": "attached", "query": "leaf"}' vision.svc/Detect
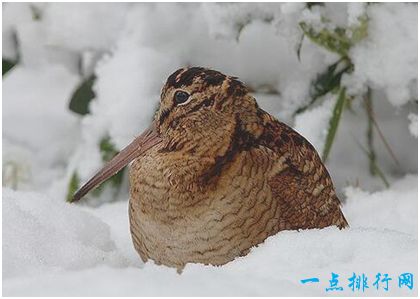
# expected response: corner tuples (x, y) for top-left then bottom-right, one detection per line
(299, 22), (351, 57)
(294, 58), (352, 115)
(322, 87), (347, 162)
(299, 11), (368, 57)
(306, 2), (324, 9)
(99, 136), (126, 187)
(100, 135), (118, 162)
(90, 135), (126, 196)
(66, 172), (80, 203)
(2, 58), (16, 76)
(29, 4), (42, 21)
(3, 160), (30, 190)
(68, 74), (96, 115)
(313, 58), (352, 98)
(350, 16), (368, 44)
(67, 136), (126, 201)
(296, 33), (304, 62)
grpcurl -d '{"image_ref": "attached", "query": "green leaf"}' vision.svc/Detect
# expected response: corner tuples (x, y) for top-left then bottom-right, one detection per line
(312, 59), (352, 99)
(99, 136), (126, 187)
(30, 4), (42, 21)
(2, 58), (16, 76)
(100, 135), (118, 162)
(66, 172), (80, 203)
(295, 58), (352, 115)
(306, 2), (324, 9)
(322, 87), (347, 162)
(69, 74), (96, 115)
(299, 11), (368, 57)
(296, 33), (304, 62)
(90, 135), (125, 196)
(350, 16), (368, 44)
(299, 22), (351, 57)
(67, 135), (126, 201)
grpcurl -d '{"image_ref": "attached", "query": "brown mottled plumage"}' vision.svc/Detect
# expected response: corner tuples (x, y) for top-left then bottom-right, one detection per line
(73, 67), (348, 272)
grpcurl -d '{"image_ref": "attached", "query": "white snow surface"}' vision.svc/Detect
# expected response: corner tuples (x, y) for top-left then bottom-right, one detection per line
(294, 96), (335, 154)
(2, 175), (417, 296)
(409, 113), (418, 138)
(344, 3), (418, 106)
(2, 2), (418, 296)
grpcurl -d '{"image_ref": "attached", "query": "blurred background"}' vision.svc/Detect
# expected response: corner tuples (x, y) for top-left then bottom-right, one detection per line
(3, 2), (417, 205)
(2, 3), (418, 296)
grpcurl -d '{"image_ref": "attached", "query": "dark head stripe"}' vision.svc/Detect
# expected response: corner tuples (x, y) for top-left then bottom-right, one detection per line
(165, 68), (187, 89)
(171, 67), (205, 88)
(226, 78), (247, 97)
(165, 67), (228, 90)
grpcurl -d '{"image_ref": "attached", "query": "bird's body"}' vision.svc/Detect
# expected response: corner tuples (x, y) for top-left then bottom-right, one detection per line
(73, 67), (348, 272)
(128, 68), (348, 271)
(129, 139), (282, 269)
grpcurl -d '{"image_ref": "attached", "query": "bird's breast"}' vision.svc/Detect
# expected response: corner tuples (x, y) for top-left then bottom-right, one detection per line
(128, 144), (286, 270)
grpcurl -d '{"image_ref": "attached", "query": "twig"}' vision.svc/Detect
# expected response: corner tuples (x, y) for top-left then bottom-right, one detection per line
(354, 138), (390, 188)
(364, 93), (400, 168)
(364, 88), (376, 175)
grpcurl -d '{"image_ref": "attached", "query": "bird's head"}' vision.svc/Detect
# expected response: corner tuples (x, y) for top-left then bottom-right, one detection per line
(72, 67), (264, 201)
(155, 67), (263, 153)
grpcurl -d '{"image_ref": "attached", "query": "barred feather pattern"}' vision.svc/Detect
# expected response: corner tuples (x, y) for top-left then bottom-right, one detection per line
(128, 67), (348, 272)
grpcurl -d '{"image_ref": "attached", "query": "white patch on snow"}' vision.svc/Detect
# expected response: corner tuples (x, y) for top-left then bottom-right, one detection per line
(2, 3), (33, 60)
(344, 3), (417, 107)
(2, 189), (128, 280)
(2, 65), (80, 190)
(294, 97), (335, 154)
(346, 2), (367, 26)
(408, 113), (418, 138)
(43, 3), (128, 53)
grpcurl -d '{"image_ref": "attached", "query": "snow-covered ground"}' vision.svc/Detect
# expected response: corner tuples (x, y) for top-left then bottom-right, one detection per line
(3, 175), (417, 296)
(2, 2), (418, 296)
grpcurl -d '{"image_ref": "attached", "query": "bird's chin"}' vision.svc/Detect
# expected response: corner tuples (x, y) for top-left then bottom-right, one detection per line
(71, 122), (162, 202)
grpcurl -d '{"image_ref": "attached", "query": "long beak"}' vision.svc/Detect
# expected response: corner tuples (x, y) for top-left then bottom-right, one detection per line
(71, 123), (162, 202)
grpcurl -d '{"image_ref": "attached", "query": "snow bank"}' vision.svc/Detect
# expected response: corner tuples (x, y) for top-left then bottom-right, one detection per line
(344, 174), (418, 235)
(3, 175), (417, 296)
(2, 189), (127, 280)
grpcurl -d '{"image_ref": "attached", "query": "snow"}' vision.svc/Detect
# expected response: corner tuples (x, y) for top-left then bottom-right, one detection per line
(2, 174), (417, 296)
(2, 3), (34, 60)
(2, 2), (418, 296)
(344, 175), (417, 235)
(409, 113), (418, 138)
(344, 3), (418, 106)
(346, 3), (367, 26)
(2, 189), (127, 280)
(43, 3), (128, 53)
(2, 65), (80, 191)
(294, 96), (335, 153)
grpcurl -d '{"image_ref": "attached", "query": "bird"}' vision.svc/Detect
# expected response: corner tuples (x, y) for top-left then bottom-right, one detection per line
(73, 67), (348, 272)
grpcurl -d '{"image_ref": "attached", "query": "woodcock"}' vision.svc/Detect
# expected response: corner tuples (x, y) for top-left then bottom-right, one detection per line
(73, 67), (348, 272)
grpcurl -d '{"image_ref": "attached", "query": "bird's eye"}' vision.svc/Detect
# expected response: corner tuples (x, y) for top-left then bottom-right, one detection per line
(174, 91), (190, 105)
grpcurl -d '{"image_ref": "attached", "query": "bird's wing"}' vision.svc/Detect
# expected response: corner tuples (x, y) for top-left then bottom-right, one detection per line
(256, 110), (348, 230)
